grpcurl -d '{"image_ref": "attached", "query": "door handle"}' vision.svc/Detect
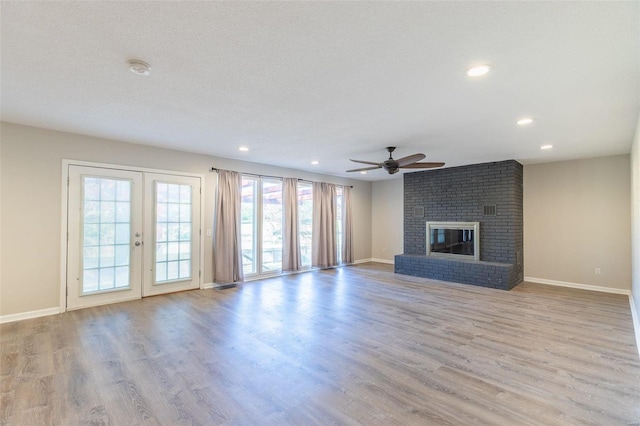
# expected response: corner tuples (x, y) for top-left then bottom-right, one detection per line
(135, 241), (141, 246)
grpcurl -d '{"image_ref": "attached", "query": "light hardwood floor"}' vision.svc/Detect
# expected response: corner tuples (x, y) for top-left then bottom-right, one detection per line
(2, 263), (639, 425)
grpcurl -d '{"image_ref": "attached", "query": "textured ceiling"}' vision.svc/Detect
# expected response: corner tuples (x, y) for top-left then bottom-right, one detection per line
(1, 1), (638, 180)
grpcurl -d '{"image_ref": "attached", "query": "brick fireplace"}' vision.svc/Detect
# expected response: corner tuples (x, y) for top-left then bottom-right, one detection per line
(395, 160), (523, 290)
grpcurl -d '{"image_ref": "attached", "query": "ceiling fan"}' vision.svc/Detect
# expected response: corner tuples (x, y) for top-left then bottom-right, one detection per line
(347, 147), (445, 175)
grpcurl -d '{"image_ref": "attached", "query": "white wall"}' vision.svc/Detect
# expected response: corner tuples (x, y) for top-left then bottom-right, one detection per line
(524, 155), (631, 291)
(371, 178), (403, 262)
(0, 122), (372, 317)
(630, 112), (640, 329)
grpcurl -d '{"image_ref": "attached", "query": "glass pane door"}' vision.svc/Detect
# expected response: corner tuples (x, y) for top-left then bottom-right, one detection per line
(154, 182), (192, 283)
(82, 177), (132, 292)
(67, 166), (143, 310)
(143, 173), (201, 297)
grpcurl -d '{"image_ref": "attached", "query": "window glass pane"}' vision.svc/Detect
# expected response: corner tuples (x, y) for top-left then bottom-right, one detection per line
(115, 223), (130, 244)
(100, 201), (115, 224)
(179, 260), (190, 277)
(156, 262), (167, 282)
(84, 201), (100, 223)
(179, 241), (190, 259)
(83, 246), (99, 269)
(83, 269), (99, 292)
(156, 242), (167, 262)
(100, 245), (115, 267)
(100, 224), (115, 245)
(100, 179), (116, 201)
(167, 242), (180, 261)
(155, 181), (193, 284)
(262, 179), (282, 273)
(168, 184), (180, 203)
(82, 177), (132, 293)
(84, 224), (99, 247)
(115, 245), (129, 266)
(84, 178), (101, 201)
(241, 177), (257, 275)
(99, 267), (115, 290)
(115, 202), (130, 222)
(156, 223), (167, 242)
(167, 261), (179, 280)
(180, 204), (191, 222)
(168, 204), (180, 222)
(157, 183), (168, 202)
(180, 186), (191, 204)
(115, 266), (129, 288)
(115, 180), (130, 201)
(157, 203), (167, 222)
(179, 223), (191, 241)
(168, 223), (180, 242)
(298, 182), (313, 268)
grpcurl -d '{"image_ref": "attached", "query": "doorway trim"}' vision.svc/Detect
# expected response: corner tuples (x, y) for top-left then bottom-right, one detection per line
(59, 159), (205, 313)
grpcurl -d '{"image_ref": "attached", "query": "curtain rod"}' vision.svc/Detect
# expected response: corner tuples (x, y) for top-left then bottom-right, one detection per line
(210, 167), (353, 188)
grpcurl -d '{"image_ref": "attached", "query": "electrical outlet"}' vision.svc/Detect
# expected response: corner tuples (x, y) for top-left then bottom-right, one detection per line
(595, 268), (601, 275)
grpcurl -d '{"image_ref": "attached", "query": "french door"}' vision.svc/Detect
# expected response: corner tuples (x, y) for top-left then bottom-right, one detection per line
(66, 165), (201, 310)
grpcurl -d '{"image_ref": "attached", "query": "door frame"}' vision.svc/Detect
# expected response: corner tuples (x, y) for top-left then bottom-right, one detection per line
(59, 159), (205, 312)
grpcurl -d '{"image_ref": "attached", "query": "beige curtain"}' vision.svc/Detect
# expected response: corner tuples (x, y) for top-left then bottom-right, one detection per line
(312, 182), (337, 268)
(213, 170), (244, 283)
(342, 186), (354, 264)
(282, 178), (301, 271)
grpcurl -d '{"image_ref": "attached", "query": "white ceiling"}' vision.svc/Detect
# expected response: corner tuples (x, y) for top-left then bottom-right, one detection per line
(2, 1), (638, 180)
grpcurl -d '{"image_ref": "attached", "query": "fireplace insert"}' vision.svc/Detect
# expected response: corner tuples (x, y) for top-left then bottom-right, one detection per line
(426, 221), (480, 261)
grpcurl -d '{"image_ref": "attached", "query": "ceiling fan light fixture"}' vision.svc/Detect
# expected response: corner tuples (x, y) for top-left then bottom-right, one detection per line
(346, 147), (444, 174)
(127, 59), (151, 76)
(465, 64), (492, 77)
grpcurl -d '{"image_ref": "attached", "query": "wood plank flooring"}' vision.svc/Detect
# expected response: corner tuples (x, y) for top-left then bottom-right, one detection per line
(2, 263), (640, 425)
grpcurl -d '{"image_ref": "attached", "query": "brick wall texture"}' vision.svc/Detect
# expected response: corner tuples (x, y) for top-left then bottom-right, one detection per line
(395, 160), (523, 290)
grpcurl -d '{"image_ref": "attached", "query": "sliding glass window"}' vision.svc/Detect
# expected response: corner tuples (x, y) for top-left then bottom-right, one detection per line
(336, 186), (343, 264)
(261, 179), (283, 273)
(298, 182), (313, 269)
(241, 175), (283, 277)
(241, 177), (258, 275)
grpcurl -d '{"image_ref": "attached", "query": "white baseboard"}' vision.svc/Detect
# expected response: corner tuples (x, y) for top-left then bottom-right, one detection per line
(0, 307), (61, 324)
(203, 282), (215, 289)
(354, 258), (394, 265)
(524, 276), (630, 295)
(630, 295), (640, 358)
(370, 258), (395, 265)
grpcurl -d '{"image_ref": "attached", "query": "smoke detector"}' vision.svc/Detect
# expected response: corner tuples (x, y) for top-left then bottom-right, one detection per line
(127, 60), (151, 76)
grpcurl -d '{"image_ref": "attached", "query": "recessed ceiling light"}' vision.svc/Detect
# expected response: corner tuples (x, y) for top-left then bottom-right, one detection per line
(311, 160), (319, 165)
(540, 144), (553, 150)
(465, 64), (492, 77)
(238, 146), (249, 152)
(517, 118), (534, 126)
(360, 171), (367, 175)
(127, 59), (151, 76)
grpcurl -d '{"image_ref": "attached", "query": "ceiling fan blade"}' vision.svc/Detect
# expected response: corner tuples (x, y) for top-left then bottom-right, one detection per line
(395, 153), (426, 167)
(400, 162), (445, 169)
(349, 159), (382, 166)
(346, 165), (382, 172)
